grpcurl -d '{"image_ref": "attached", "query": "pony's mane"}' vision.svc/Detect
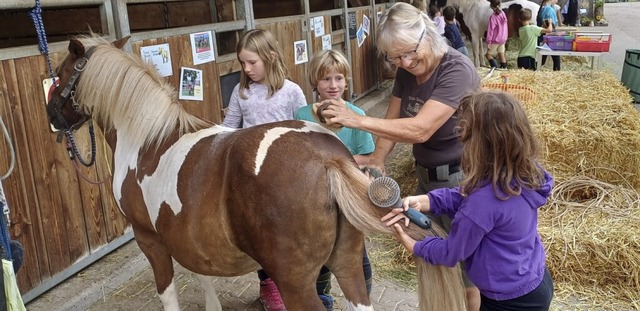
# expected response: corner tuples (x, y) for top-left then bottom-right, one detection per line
(73, 35), (211, 149)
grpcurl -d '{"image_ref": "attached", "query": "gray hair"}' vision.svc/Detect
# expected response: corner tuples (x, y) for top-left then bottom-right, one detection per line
(376, 2), (448, 59)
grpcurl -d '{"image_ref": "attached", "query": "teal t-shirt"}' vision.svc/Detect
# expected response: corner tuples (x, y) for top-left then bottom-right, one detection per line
(518, 25), (543, 58)
(295, 102), (375, 156)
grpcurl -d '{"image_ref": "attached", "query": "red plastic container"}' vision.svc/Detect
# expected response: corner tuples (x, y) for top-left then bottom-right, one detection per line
(543, 35), (574, 51)
(574, 33), (612, 52)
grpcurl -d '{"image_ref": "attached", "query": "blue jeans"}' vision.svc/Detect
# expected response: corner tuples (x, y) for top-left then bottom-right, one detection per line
(457, 45), (470, 58)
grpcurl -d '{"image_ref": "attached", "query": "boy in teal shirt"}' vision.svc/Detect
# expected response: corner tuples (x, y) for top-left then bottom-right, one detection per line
(295, 49), (374, 310)
(517, 8), (553, 70)
(295, 50), (374, 165)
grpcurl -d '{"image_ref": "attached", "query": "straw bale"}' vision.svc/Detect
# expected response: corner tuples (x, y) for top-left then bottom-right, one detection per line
(483, 70), (640, 192)
(539, 176), (640, 309)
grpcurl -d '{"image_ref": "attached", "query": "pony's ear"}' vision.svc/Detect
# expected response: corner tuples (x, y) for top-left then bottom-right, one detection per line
(112, 36), (131, 50)
(68, 38), (85, 58)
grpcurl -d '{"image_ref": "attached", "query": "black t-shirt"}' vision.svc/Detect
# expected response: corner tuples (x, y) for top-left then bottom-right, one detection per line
(392, 47), (479, 167)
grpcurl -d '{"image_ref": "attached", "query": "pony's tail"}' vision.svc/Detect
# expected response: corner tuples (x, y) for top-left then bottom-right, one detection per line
(325, 158), (466, 311)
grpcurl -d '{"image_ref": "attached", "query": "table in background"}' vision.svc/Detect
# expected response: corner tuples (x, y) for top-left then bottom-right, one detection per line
(535, 49), (605, 70)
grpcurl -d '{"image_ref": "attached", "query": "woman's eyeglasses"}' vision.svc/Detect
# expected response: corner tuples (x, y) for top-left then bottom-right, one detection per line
(384, 29), (426, 65)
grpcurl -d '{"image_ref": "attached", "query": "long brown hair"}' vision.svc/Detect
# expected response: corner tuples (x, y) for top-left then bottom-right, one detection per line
(457, 91), (544, 199)
(236, 29), (288, 99)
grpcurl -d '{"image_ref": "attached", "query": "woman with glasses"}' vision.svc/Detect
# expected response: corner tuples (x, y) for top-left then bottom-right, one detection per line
(316, 2), (480, 310)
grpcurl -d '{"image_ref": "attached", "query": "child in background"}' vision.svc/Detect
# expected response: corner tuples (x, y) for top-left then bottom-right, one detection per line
(429, 4), (446, 36)
(382, 90), (555, 311)
(537, 0), (561, 70)
(296, 49), (374, 310)
(517, 8), (552, 70)
(486, 0), (508, 70)
(443, 6), (469, 57)
(222, 28), (306, 311)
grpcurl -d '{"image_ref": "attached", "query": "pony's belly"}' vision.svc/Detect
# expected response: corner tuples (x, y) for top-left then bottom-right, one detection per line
(170, 244), (260, 277)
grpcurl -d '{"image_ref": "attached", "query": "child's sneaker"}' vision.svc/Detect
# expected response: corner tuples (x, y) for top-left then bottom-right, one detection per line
(259, 279), (286, 310)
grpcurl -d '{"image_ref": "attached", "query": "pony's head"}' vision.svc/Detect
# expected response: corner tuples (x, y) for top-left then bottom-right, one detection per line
(46, 35), (130, 131)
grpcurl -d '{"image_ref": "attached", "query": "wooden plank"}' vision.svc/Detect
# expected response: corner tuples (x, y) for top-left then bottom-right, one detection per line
(349, 9), (376, 97)
(217, 59), (241, 77)
(16, 56), (75, 275)
(253, 0), (302, 19)
(0, 58), (47, 292)
(257, 19), (312, 103)
(70, 123), (108, 252)
(37, 53), (93, 263)
(127, 1), (212, 32)
(132, 34), (223, 123)
(0, 7), (102, 39)
(309, 15), (330, 55)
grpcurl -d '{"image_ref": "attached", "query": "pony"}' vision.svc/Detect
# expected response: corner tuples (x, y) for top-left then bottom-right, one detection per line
(45, 34), (466, 311)
(435, 0), (539, 67)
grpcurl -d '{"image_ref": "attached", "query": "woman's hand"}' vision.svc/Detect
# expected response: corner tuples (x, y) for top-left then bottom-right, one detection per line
(316, 99), (365, 129)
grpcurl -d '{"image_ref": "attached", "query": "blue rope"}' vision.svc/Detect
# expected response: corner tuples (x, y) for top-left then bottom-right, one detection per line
(28, 0), (56, 83)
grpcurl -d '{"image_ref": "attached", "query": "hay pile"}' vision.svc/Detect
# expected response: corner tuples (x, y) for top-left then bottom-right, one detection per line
(483, 70), (640, 190)
(377, 69), (640, 310)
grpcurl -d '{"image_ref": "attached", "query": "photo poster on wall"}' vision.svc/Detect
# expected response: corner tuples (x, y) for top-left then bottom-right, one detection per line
(179, 67), (204, 101)
(363, 15), (370, 35)
(190, 31), (215, 65)
(314, 16), (325, 37)
(294, 40), (308, 65)
(140, 43), (173, 77)
(348, 11), (357, 39)
(322, 34), (332, 51)
(356, 24), (367, 47)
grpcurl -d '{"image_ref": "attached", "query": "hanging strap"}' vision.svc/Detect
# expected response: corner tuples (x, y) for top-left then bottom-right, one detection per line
(29, 0), (56, 83)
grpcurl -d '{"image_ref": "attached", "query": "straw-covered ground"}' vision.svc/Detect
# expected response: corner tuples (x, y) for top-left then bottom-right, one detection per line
(370, 67), (640, 310)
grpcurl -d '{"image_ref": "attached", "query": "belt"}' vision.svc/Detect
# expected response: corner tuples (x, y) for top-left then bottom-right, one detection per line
(419, 162), (461, 182)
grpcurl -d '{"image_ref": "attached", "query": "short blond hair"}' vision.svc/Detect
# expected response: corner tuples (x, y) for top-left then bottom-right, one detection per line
(307, 49), (351, 89)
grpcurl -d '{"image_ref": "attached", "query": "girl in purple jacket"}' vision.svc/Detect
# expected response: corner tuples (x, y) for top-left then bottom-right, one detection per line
(486, 0), (508, 70)
(382, 90), (554, 311)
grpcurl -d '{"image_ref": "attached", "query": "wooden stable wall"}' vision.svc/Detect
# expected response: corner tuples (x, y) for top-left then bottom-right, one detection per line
(0, 49), (129, 296)
(0, 0), (393, 302)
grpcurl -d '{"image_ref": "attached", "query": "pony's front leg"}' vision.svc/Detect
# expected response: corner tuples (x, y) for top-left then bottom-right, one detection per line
(195, 274), (222, 311)
(133, 228), (180, 311)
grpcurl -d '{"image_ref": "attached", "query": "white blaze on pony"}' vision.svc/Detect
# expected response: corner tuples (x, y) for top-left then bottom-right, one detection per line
(136, 126), (233, 229)
(46, 34), (467, 311)
(254, 122), (337, 175)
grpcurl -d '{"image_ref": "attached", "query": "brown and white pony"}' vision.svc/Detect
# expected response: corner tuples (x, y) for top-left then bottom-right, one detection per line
(45, 34), (465, 311)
